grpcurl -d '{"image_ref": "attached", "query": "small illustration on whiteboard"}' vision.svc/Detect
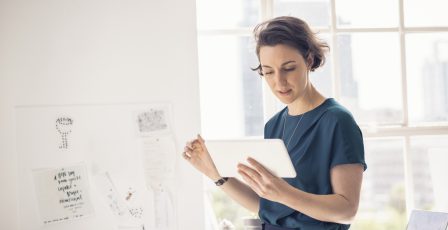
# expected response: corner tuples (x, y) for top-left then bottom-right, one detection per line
(125, 187), (144, 219)
(137, 109), (168, 133)
(56, 117), (73, 149)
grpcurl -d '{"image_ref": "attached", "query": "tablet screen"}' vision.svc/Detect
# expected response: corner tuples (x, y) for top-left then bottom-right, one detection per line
(205, 139), (296, 178)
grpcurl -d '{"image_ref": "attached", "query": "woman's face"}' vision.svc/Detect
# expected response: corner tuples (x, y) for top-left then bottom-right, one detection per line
(259, 44), (310, 105)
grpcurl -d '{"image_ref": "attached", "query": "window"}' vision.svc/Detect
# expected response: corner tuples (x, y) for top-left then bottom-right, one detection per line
(196, 1), (263, 229)
(196, 0), (448, 229)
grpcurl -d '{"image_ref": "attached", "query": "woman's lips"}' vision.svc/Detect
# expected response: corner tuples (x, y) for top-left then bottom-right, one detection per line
(278, 89), (292, 95)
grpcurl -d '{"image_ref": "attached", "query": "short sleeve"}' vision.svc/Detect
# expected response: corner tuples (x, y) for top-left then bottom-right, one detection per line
(330, 111), (367, 171)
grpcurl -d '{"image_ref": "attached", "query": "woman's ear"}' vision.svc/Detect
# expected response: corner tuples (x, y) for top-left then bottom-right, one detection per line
(306, 54), (314, 70)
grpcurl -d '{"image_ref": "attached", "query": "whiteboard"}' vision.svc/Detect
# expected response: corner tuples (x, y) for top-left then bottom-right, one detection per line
(16, 103), (180, 230)
(1, 0), (203, 229)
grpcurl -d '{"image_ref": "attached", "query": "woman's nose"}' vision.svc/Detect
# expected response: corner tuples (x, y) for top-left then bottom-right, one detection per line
(273, 72), (287, 85)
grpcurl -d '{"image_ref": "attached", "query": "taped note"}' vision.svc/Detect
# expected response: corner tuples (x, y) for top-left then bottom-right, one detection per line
(33, 163), (94, 224)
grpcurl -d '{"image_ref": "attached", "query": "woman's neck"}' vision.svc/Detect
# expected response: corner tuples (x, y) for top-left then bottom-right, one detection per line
(287, 84), (326, 116)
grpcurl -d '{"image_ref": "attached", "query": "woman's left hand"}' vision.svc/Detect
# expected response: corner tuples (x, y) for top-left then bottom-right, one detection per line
(237, 157), (292, 203)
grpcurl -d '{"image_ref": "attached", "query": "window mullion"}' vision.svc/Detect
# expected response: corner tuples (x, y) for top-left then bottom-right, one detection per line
(260, 0), (273, 21)
(403, 136), (415, 219)
(260, 0), (278, 122)
(399, 0), (409, 127)
(197, 28), (253, 36)
(405, 27), (448, 32)
(329, 0), (340, 100)
(398, 0), (414, 220)
(362, 125), (448, 137)
(334, 28), (398, 32)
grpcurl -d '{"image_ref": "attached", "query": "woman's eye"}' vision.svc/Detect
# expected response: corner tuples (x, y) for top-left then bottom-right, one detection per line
(284, 68), (296, 72)
(264, 72), (273, 76)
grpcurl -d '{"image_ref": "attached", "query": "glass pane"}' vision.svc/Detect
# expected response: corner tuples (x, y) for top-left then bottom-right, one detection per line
(337, 33), (402, 125)
(310, 56), (333, 98)
(198, 35), (263, 139)
(405, 0), (448, 27)
(196, 0), (260, 30)
(310, 34), (333, 98)
(204, 184), (253, 230)
(410, 136), (448, 211)
(352, 138), (406, 230)
(335, 0), (398, 28)
(406, 33), (448, 124)
(274, 0), (330, 28)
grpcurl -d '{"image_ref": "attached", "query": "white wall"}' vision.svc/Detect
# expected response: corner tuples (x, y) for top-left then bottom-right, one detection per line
(0, 0), (204, 229)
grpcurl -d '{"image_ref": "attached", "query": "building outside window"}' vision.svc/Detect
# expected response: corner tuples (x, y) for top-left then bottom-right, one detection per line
(196, 0), (448, 229)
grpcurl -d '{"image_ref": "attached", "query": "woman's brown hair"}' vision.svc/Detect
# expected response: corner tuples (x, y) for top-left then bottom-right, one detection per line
(252, 16), (329, 75)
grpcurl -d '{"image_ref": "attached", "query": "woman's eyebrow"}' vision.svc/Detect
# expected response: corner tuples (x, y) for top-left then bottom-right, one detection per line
(261, 60), (296, 69)
(281, 61), (296, 66)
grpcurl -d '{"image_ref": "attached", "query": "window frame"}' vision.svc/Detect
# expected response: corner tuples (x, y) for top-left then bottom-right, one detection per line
(197, 0), (448, 224)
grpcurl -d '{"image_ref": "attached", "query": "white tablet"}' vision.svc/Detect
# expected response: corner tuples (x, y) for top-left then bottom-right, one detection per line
(205, 139), (296, 178)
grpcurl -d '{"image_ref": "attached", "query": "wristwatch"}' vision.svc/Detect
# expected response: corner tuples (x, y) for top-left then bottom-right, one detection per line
(214, 177), (229, 186)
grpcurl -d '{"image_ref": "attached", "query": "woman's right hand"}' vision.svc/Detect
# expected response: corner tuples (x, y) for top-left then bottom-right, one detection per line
(183, 134), (221, 181)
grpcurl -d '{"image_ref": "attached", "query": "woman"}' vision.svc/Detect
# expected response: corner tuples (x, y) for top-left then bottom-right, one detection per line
(183, 16), (367, 230)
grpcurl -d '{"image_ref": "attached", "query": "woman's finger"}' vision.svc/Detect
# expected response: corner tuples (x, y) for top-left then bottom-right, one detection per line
(238, 169), (261, 194)
(183, 146), (198, 157)
(186, 141), (195, 149)
(188, 149), (198, 158)
(197, 134), (205, 144)
(183, 145), (191, 152)
(192, 140), (202, 150)
(247, 157), (274, 178)
(196, 135), (210, 152)
(182, 152), (191, 160)
(238, 163), (262, 181)
(238, 163), (258, 174)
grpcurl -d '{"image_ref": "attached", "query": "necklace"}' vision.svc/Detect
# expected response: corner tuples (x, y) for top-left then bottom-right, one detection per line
(282, 112), (305, 150)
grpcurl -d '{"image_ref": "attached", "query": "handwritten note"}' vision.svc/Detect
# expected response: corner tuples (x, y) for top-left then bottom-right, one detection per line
(33, 164), (94, 224)
(141, 136), (177, 185)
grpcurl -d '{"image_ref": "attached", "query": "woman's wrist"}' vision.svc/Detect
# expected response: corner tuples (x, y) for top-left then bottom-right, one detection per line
(207, 172), (222, 182)
(276, 182), (295, 204)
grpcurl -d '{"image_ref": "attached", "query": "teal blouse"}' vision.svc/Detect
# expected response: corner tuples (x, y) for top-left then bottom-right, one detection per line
(260, 98), (367, 230)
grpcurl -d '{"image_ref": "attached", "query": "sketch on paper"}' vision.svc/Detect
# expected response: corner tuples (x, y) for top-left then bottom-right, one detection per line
(95, 173), (148, 229)
(55, 117), (73, 149)
(151, 183), (175, 230)
(139, 135), (177, 229)
(94, 172), (129, 218)
(135, 107), (171, 136)
(125, 187), (144, 220)
(137, 109), (167, 132)
(33, 164), (94, 224)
